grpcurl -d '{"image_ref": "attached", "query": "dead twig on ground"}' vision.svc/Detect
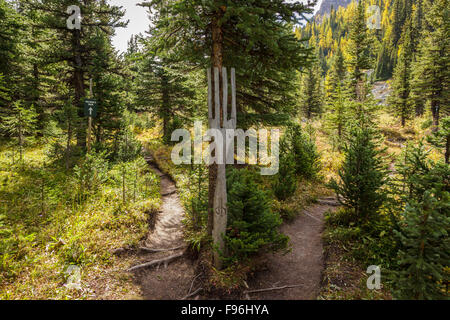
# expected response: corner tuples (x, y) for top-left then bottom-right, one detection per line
(139, 245), (185, 253)
(188, 274), (202, 295)
(181, 287), (203, 300)
(244, 284), (302, 294)
(127, 252), (184, 272)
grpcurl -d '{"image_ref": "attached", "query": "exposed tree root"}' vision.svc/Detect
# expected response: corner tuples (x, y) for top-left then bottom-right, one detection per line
(128, 252), (184, 272)
(161, 190), (177, 197)
(317, 200), (340, 207)
(181, 287), (203, 300)
(139, 245), (185, 253)
(187, 274), (202, 296)
(245, 284), (302, 294)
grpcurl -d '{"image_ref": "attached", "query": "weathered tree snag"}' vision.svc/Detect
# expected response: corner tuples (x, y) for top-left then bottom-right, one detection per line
(208, 9), (224, 238)
(208, 5), (230, 269)
(208, 67), (237, 270)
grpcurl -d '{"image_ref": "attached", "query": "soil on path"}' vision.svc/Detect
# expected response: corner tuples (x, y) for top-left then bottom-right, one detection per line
(131, 156), (195, 300)
(247, 199), (338, 300)
(130, 154), (337, 300)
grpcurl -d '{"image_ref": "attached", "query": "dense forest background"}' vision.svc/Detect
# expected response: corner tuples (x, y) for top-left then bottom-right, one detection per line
(0, 0), (448, 300)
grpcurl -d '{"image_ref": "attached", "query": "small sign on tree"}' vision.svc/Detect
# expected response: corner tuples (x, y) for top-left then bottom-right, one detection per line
(84, 99), (98, 118)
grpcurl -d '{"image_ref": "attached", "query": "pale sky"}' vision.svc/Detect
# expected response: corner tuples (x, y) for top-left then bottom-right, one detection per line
(110, 0), (322, 53)
(110, 0), (150, 53)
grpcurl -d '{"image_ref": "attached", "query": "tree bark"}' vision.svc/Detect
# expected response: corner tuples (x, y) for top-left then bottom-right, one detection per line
(73, 29), (86, 148)
(415, 103), (424, 117)
(209, 7), (226, 270)
(66, 121), (72, 170)
(431, 101), (439, 132)
(208, 10), (224, 236)
(18, 112), (23, 162)
(445, 134), (449, 164)
(161, 74), (170, 142)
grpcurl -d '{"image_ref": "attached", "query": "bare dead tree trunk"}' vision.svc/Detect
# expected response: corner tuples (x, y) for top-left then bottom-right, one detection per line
(209, 7), (228, 270)
(208, 10), (224, 238)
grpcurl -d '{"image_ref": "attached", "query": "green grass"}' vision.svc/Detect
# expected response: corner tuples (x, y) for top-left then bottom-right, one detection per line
(0, 140), (161, 299)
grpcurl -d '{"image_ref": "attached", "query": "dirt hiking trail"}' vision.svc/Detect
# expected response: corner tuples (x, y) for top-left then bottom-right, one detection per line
(247, 198), (338, 300)
(130, 155), (195, 300)
(129, 154), (338, 300)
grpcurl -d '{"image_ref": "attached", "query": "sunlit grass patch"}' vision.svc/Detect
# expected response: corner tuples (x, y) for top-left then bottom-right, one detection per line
(0, 142), (161, 299)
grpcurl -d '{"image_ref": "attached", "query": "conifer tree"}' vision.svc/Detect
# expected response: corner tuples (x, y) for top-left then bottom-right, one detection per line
(142, 0), (314, 127)
(428, 116), (450, 164)
(1, 100), (37, 161)
(347, 0), (371, 100)
(300, 57), (323, 120)
(393, 142), (450, 299)
(25, 0), (128, 149)
(375, 43), (394, 81)
(134, 51), (195, 143)
(329, 122), (388, 223)
(325, 83), (350, 140)
(326, 46), (346, 101)
(410, 0), (449, 130)
(388, 20), (414, 127)
(141, 1), (315, 267)
(273, 152), (297, 201)
(409, 0), (426, 116)
(0, 0), (26, 128)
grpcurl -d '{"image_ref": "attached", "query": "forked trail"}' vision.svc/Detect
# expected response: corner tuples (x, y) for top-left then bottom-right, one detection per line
(130, 154), (337, 300)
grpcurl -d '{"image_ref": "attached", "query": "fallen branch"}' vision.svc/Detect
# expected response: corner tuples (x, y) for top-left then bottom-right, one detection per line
(182, 287), (203, 300)
(139, 245), (185, 253)
(244, 284), (302, 294)
(128, 252), (184, 272)
(317, 200), (340, 207)
(188, 274), (202, 295)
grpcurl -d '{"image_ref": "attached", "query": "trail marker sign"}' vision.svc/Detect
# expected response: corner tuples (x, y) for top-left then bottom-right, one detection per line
(84, 99), (98, 118)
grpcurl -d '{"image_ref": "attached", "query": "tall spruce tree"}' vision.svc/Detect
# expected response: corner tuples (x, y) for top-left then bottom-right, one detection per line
(347, 0), (371, 101)
(388, 20), (414, 127)
(409, 0), (426, 116)
(0, 0), (26, 132)
(393, 142), (450, 299)
(141, 0), (314, 268)
(325, 46), (346, 102)
(24, 0), (128, 150)
(134, 49), (195, 143)
(1, 100), (38, 161)
(300, 55), (323, 120)
(410, 0), (449, 130)
(329, 122), (388, 223)
(428, 116), (450, 164)
(325, 83), (350, 140)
